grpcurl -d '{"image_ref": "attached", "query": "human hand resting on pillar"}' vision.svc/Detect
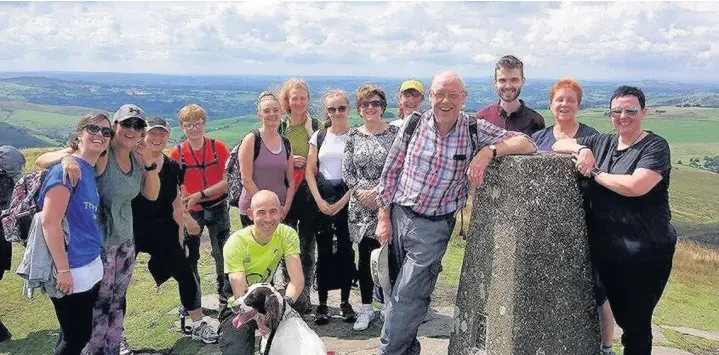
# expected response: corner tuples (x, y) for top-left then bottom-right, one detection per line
(467, 147), (493, 188)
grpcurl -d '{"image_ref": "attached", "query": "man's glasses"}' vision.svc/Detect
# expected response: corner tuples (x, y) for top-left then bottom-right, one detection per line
(610, 106), (640, 117)
(327, 105), (348, 114)
(431, 91), (464, 101)
(182, 121), (204, 130)
(118, 118), (147, 131)
(359, 100), (382, 109)
(84, 124), (115, 138)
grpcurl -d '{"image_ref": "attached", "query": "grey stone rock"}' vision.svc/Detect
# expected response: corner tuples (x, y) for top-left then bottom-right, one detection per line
(449, 154), (601, 355)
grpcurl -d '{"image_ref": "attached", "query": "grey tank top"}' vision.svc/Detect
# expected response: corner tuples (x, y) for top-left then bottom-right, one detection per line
(238, 137), (289, 215)
(97, 147), (144, 247)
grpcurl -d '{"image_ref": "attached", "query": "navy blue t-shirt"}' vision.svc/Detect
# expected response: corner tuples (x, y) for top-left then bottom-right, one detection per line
(577, 132), (676, 262)
(531, 123), (599, 152)
(37, 157), (103, 269)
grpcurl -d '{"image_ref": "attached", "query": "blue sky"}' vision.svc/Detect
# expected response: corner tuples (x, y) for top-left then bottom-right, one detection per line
(1, 1), (718, 82)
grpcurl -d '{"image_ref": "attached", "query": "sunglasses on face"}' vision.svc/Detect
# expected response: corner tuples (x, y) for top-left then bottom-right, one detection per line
(84, 124), (115, 138)
(118, 118), (147, 130)
(359, 100), (382, 109)
(326, 105), (348, 114)
(610, 106), (640, 117)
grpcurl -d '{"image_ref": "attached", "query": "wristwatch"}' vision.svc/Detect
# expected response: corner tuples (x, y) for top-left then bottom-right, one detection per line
(589, 167), (602, 178)
(488, 145), (497, 158)
(143, 162), (157, 171)
(199, 190), (208, 199)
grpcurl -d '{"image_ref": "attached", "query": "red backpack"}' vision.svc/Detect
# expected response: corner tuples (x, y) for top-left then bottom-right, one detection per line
(0, 170), (47, 245)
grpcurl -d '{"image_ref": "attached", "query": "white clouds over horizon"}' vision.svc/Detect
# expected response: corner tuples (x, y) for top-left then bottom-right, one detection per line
(1, 1), (718, 82)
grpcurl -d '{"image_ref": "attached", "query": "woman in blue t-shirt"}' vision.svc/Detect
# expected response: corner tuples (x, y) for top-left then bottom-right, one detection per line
(531, 79), (599, 152)
(38, 113), (113, 355)
(532, 79), (615, 354)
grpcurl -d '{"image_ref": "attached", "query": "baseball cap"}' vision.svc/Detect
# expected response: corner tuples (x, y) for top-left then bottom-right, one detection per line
(0, 145), (26, 180)
(370, 243), (392, 297)
(113, 104), (148, 123)
(399, 79), (424, 95)
(146, 117), (172, 133)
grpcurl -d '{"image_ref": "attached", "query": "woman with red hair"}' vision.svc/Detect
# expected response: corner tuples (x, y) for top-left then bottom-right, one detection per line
(535, 79), (615, 355)
(532, 79), (598, 151)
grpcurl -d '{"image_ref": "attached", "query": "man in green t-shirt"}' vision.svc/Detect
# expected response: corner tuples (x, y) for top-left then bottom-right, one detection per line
(218, 190), (303, 355)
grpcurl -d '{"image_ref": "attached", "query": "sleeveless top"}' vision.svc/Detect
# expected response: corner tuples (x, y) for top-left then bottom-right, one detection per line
(238, 137), (289, 215)
(97, 147), (144, 247)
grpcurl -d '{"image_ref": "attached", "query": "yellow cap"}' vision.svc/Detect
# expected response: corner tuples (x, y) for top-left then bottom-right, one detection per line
(399, 79), (424, 95)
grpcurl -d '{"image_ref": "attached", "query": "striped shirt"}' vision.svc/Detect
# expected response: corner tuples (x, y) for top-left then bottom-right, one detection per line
(375, 110), (525, 216)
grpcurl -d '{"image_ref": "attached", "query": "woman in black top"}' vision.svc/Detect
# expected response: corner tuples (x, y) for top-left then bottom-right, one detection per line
(125, 118), (219, 344)
(553, 86), (676, 355)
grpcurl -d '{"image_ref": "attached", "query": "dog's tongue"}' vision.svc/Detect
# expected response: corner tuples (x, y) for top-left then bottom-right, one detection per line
(232, 310), (257, 329)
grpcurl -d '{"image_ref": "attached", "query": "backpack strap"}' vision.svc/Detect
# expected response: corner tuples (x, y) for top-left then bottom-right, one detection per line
(311, 118), (319, 132)
(210, 138), (218, 162)
(252, 129), (262, 161)
(175, 143), (185, 167)
(467, 115), (480, 156)
(281, 136), (292, 160)
(403, 111), (423, 150)
(278, 120), (288, 136)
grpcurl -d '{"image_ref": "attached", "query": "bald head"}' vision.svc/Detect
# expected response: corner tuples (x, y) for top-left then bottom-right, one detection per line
(431, 71), (465, 91)
(250, 190), (281, 210)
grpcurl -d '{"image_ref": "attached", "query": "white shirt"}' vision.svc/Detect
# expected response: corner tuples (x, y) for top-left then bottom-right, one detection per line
(71, 255), (103, 293)
(309, 130), (348, 181)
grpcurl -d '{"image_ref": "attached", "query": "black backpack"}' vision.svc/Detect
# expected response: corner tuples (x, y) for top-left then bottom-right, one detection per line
(226, 130), (292, 207)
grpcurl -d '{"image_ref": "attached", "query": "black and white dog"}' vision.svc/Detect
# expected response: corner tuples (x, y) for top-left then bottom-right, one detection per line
(232, 283), (326, 355)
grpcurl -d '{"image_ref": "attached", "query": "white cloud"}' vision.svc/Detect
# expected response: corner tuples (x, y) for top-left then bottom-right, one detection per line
(0, 1), (717, 82)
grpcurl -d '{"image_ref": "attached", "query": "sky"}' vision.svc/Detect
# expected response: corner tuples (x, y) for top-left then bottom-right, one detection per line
(1, 1), (718, 82)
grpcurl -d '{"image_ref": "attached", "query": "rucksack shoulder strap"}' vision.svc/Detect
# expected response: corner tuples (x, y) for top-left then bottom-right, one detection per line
(311, 118), (320, 132)
(209, 138), (218, 161)
(252, 129), (262, 161)
(281, 136), (292, 160)
(467, 115), (480, 154)
(403, 111), (423, 149)
(316, 127), (328, 153)
(175, 143), (185, 166)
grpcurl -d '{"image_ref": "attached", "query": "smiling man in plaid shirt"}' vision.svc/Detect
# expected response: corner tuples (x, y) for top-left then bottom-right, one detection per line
(374, 71), (537, 355)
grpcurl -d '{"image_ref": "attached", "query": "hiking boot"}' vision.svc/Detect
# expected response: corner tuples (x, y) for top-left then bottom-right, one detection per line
(119, 338), (134, 355)
(353, 307), (375, 331)
(192, 321), (219, 344)
(314, 304), (330, 325)
(340, 302), (356, 323)
(0, 322), (11, 343)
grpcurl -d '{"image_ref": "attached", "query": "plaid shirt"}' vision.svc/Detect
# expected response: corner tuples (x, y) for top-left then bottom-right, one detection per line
(376, 110), (525, 216)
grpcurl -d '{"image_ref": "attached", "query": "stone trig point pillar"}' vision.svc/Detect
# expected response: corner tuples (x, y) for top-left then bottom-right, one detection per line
(449, 154), (600, 355)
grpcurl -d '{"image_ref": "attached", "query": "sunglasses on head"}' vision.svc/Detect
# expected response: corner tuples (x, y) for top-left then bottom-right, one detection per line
(118, 118), (147, 130)
(84, 124), (115, 138)
(326, 105), (348, 114)
(610, 106), (640, 117)
(359, 100), (382, 109)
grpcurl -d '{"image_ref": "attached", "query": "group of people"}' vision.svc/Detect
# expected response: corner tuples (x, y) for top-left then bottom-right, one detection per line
(0, 55), (676, 355)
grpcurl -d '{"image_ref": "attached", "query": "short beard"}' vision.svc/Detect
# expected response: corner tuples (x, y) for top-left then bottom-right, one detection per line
(497, 87), (521, 102)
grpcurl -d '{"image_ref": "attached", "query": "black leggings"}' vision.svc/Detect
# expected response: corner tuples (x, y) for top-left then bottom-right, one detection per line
(596, 247), (674, 355)
(358, 237), (381, 304)
(50, 282), (100, 355)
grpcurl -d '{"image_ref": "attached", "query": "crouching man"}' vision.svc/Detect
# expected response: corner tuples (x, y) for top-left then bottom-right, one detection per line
(218, 190), (304, 355)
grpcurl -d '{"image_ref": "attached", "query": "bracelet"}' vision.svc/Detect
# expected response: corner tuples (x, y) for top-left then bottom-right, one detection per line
(199, 190), (208, 199)
(577, 146), (590, 154)
(57, 269), (70, 274)
(589, 167), (602, 178)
